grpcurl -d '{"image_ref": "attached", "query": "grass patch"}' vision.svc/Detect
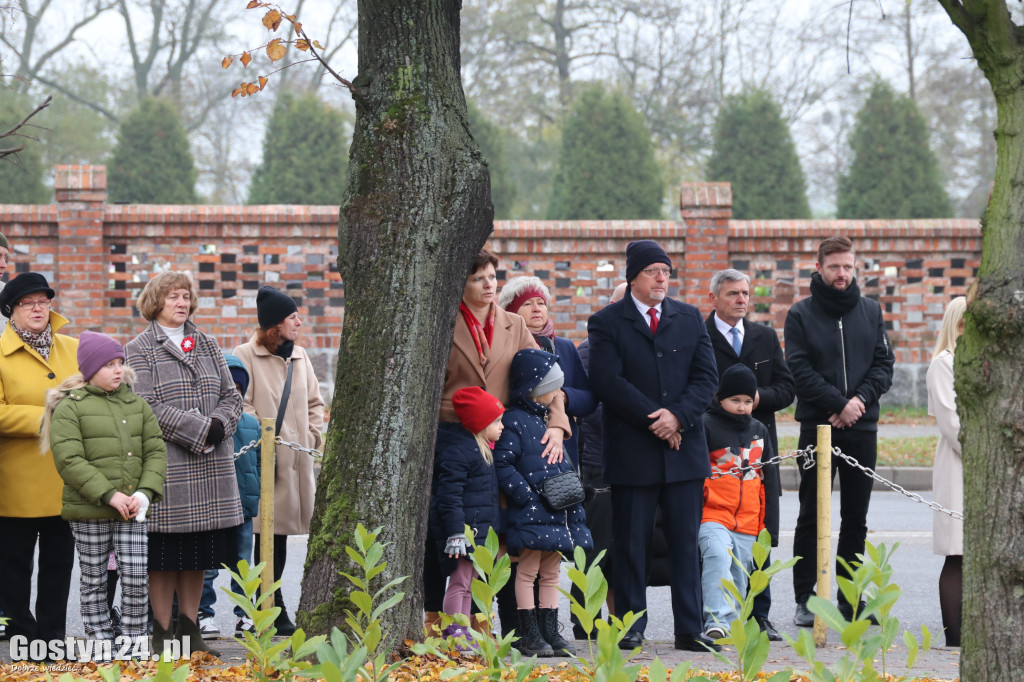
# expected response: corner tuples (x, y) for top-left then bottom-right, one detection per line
(779, 435), (937, 467)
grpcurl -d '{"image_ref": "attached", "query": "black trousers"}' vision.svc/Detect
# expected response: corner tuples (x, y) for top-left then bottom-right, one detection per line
(0, 516), (75, 641)
(792, 427), (877, 603)
(253, 533), (289, 612)
(611, 479), (704, 636)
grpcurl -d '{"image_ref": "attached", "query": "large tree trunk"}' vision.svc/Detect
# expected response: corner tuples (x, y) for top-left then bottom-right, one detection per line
(936, 2), (1024, 679)
(296, 0), (492, 643)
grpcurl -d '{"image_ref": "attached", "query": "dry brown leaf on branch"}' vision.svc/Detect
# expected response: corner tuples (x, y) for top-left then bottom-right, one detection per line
(258, 76), (269, 89)
(312, 40), (323, 49)
(221, 56), (233, 68)
(266, 38), (287, 61)
(292, 21), (302, 34)
(240, 51), (252, 67)
(245, 0), (261, 8)
(295, 38), (310, 51)
(262, 9), (282, 31)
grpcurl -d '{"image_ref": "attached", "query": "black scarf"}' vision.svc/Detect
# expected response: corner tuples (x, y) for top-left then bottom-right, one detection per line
(809, 271), (861, 318)
(274, 339), (295, 360)
(708, 401), (752, 430)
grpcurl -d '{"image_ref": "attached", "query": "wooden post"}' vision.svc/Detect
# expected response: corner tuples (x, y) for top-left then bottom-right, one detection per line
(814, 424), (832, 646)
(260, 417), (276, 607)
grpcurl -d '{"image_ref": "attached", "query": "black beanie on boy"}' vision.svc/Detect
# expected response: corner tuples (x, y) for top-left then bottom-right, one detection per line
(717, 364), (757, 401)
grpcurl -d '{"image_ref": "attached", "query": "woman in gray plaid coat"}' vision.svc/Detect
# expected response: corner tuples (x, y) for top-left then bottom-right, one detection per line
(125, 271), (243, 658)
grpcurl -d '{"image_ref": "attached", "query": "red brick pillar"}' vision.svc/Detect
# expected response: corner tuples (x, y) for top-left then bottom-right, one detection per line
(680, 182), (732, 300)
(54, 165), (107, 330)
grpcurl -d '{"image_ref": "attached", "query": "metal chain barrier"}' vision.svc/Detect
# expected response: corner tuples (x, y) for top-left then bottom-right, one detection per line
(825, 445), (963, 520)
(707, 444), (817, 480)
(709, 442), (963, 520)
(233, 436), (323, 460)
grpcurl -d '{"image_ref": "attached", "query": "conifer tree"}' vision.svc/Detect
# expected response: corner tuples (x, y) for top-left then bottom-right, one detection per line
(707, 89), (810, 219)
(547, 83), (663, 219)
(837, 81), (952, 218)
(467, 102), (516, 219)
(248, 93), (350, 205)
(0, 95), (49, 204)
(108, 98), (197, 204)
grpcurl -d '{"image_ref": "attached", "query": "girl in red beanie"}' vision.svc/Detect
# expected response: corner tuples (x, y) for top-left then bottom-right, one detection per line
(428, 386), (504, 641)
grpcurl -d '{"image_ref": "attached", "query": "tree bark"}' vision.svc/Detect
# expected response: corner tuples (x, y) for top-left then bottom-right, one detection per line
(296, 0), (492, 643)
(935, 2), (1024, 679)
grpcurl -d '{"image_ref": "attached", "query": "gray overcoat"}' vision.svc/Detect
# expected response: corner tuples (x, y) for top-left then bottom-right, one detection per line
(125, 320), (243, 534)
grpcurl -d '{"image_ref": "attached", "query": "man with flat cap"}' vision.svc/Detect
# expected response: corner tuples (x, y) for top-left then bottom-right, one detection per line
(587, 240), (720, 651)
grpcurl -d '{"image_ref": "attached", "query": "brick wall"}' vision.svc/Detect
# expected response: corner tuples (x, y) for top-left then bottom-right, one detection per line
(0, 165), (980, 406)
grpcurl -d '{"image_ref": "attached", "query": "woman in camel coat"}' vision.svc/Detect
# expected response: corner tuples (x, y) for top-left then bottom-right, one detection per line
(233, 285), (324, 635)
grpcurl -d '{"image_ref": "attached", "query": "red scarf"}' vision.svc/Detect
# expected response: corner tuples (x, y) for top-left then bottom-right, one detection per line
(459, 300), (495, 367)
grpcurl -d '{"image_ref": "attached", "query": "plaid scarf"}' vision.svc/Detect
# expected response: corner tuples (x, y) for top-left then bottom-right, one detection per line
(13, 322), (53, 361)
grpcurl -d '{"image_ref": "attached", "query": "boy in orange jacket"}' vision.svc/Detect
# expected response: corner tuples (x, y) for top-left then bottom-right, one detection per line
(698, 364), (775, 641)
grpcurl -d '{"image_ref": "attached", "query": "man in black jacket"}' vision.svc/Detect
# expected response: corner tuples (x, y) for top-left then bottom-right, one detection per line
(785, 236), (894, 626)
(705, 268), (794, 640)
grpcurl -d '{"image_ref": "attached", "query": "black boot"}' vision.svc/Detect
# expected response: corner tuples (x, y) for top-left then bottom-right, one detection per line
(537, 607), (575, 656)
(516, 609), (553, 657)
(151, 619), (175, 660)
(497, 577), (519, 641)
(177, 615), (221, 659)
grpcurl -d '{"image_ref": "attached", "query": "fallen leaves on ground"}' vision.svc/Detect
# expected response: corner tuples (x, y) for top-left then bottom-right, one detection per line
(0, 652), (959, 682)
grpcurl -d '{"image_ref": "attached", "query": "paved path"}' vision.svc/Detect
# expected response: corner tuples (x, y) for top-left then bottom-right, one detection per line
(2, 490), (961, 679)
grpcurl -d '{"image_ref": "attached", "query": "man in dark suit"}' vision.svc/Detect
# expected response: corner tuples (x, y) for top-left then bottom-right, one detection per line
(587, 240), (720, 652)
(705, 268), (794, 641)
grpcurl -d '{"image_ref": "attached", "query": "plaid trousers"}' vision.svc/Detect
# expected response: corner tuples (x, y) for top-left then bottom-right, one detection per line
(70, 519), (149, 640)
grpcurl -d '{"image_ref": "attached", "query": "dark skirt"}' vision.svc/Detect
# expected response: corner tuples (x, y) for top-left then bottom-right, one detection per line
(148, 526), (239, 571)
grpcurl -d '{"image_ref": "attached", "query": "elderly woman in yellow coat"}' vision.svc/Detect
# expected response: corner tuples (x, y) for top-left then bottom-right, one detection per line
(233, 285), (324, 636)
(0, 273), (80, 647)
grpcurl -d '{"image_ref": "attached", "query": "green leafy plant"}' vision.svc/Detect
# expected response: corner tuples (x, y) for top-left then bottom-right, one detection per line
(561, 545), (648, 681)
(224, 559), (325, 681)
(410, 527), (545, 682)
(787, 541), (933, 682)
(700, 529), (797, 682)
(303, 523), (409, 682)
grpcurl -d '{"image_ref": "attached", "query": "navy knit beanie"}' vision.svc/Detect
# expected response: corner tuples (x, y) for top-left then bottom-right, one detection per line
(256, 285), (298, 329)
(718, 364), (757, 401)
(625, 240), (672, 284)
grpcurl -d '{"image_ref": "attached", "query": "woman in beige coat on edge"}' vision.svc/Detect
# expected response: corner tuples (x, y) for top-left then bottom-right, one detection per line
(233, 285), (324, 635)
(927, 295), (966, 648)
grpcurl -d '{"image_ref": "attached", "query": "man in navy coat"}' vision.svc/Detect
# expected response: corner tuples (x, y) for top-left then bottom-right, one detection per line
(587, 240), (720, 652)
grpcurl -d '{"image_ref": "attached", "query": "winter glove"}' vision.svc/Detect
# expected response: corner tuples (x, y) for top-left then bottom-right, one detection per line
(205, 417), (225, 446)
(132, 491), (151, 523)
(444, 534), (468, 558)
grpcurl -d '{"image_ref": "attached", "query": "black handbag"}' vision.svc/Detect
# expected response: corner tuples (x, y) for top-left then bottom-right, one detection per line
(536, 471), (586, 511)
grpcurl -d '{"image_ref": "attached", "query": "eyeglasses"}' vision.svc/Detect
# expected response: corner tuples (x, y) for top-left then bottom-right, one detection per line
(641, 267), (672, 277)
(16, 299), (52, 310)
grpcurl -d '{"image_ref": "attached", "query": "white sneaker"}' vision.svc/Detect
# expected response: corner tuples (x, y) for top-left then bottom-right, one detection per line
(705, 625), (727, 641)
(198, 616), (221, 639)
(235, 618), (256, 635)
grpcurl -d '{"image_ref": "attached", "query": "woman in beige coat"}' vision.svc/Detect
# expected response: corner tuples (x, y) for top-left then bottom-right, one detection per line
(927, 295), (966, 647)
(233, 285), (324, 635)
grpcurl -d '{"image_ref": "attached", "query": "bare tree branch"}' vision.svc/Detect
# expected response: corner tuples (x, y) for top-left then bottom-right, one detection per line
(0, 93), (51, 159)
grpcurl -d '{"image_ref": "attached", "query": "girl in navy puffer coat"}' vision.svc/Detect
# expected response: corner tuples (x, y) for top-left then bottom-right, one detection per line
(495, 348), (592, 656)
(428, 387), (505, 627)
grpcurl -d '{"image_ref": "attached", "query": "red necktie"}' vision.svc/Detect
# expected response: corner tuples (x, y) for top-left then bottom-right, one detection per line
(647, 307), (659, 334)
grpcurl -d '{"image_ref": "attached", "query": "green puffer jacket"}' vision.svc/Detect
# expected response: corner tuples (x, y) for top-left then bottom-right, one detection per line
(50, 383), (167, 521)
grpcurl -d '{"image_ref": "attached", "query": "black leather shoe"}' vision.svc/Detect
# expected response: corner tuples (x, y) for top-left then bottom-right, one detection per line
(618, 631), (643, 650)
(838, 600), (879, 625)
(794, 601), (814, 628)
(755, 617), (782, 641)
(674, 632), (722, 652)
